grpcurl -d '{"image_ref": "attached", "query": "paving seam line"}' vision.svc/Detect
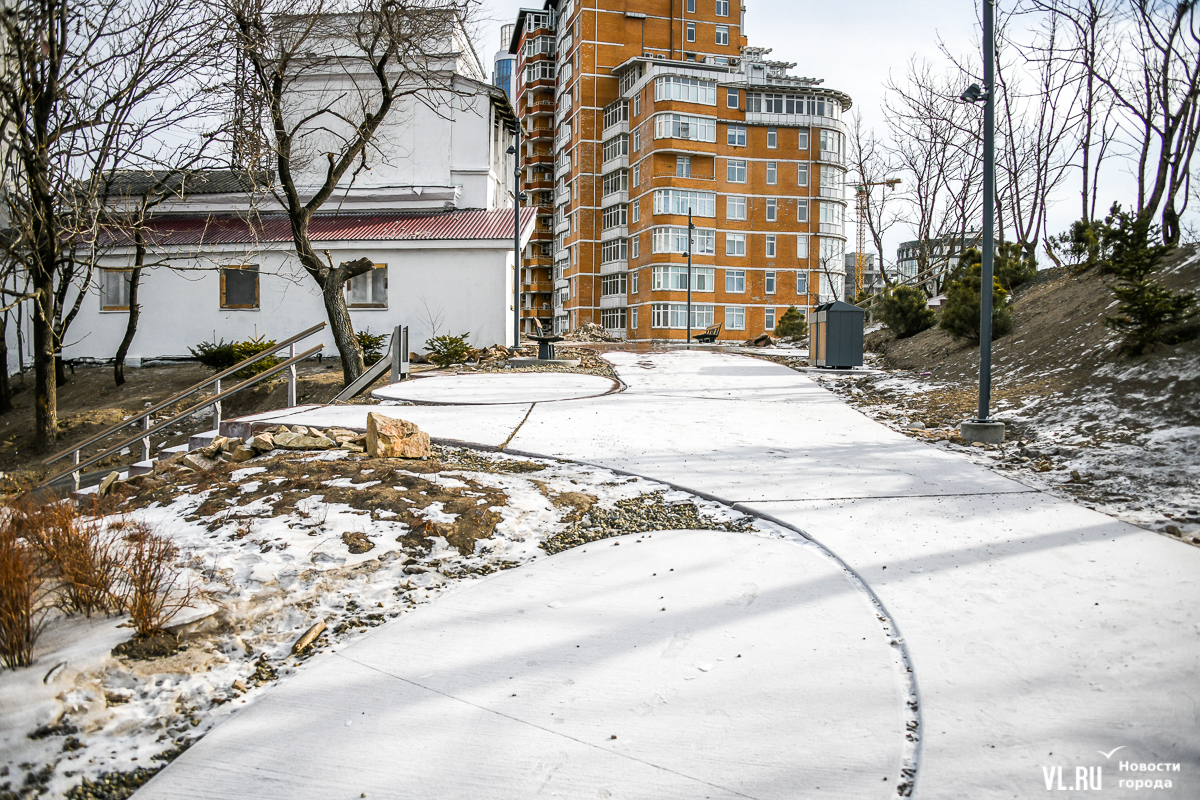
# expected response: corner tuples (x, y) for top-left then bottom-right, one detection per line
(332, 652), (763, 800)
(434, 438), (925, 797)
(735, 489), (1040, 503)
(497, 403), (537, 451)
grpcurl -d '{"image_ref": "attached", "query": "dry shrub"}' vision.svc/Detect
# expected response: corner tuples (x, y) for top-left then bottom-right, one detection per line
(18, 499), (123, 617)
(0, 510), (52, 669)
(119, 522), (193, 638)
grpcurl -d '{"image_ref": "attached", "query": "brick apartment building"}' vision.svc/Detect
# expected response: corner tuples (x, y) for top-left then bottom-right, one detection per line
(509, 0), (851, 341)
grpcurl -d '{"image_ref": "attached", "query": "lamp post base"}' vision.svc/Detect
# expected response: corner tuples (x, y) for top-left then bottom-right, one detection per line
(959, 419), (1005, 444)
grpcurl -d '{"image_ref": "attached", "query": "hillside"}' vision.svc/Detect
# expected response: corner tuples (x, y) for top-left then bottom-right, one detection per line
(804, 243), (1200, 543)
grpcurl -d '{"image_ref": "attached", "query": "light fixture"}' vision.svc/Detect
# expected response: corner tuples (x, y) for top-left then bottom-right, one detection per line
(960, 83), (986, 103)
(506, 145), (516, 155)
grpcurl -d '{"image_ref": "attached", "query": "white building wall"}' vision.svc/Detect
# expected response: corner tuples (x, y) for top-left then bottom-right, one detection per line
(56, 239), (518, 364)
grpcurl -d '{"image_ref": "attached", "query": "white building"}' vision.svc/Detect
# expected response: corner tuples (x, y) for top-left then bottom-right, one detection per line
(7, 16), (536, 371)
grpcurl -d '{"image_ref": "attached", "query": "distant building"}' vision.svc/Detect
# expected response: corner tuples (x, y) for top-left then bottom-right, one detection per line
(896, 232), (981, 291)
(844, 252), (878, 298)
(492, 24), (516, 100)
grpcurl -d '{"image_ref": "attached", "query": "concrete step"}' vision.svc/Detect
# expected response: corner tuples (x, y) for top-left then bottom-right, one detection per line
(157, 444), (189, 461)
(128, 460), (155, 477)
(187, 430), (221, 451)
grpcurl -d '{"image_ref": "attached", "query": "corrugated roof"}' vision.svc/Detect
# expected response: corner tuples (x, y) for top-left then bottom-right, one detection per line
(96, 208), (537, 248)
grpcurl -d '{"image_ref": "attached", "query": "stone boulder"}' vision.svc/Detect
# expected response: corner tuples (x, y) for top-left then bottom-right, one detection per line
(366, 412), (430, 459)
(248, 433), (275, 452)
(273, 431), (337, 450)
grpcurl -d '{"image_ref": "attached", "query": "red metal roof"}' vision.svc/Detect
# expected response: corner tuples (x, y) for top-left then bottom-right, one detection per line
(96, 208), (538, 248)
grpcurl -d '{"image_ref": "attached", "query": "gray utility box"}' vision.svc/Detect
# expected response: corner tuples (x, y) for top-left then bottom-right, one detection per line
(810, 301), (865, 368)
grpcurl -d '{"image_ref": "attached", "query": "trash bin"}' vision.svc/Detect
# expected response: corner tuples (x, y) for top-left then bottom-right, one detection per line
(809, 301), (864, 368)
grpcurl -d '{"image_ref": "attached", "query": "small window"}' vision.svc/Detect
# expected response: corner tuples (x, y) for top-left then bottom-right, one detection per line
(716, 0), (730, 15)
(631, 200), (640, 223)
(797, 272), (809, 294)
(765, 235), (776, 258)
(798, 129), (810, 150)
(725, 305), (745, 330)
(346, 264), (388, 308)
(766, 198), (777, 221)
(633, 94), (641, 116)
(631, 306), (639, 329)
(766, 161), (777, 185)
(99, 269), (131, 311)
(727, 125), (746, 146)
(632, 164), (641, 185)
(221, 266), (259, 309)
(798, 163), (809, 187)
(687, 0), (696, 11)
(767, 128), (777, 148)
(725, 269), (745, 292)
(765, 307), (776, 330)
(631, 235), (640, 258)
(726, 232), (746, 256)
(727, 195), (747, 220)
(715, 25), (729, 46)
(633, 128), (641, 150)
(765, 270), (777, 294)
(686, 22), (695, 42)
(797, 199), (809, 223)
(797, 235), (810, 259)
(727, 89), (739, 109)
(631, 270), (639, 294)
(727, 159), (747, 183)
(676, 156), (691, 177)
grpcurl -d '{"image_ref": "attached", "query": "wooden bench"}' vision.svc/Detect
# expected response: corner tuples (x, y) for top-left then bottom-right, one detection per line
(695, 323), (722, 343)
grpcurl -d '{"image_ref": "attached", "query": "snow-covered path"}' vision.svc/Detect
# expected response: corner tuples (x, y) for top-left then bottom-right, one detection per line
(146, 350), (1199, 798)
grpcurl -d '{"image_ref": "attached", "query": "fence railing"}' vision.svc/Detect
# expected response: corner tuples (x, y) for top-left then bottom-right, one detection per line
(40, 323), (326, 490)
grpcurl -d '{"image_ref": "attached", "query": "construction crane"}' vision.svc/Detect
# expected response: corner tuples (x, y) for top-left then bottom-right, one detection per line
(854, 179), (901, 301)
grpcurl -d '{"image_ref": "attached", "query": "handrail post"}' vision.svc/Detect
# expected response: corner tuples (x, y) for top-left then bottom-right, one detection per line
(214, 379), (222, 429)
(72, 450), (80, 492)
(288, 343), (297, 407)
(141, 416), (151, 462)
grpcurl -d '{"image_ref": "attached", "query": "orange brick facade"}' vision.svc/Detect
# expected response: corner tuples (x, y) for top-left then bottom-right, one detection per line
(511, 1), (851, 341)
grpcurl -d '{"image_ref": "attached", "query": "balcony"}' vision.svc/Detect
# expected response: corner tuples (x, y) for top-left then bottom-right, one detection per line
(818, 186), (845, 200)
(816, 150), (845, 166)
(554, 158), (572, 179)
(744, 112), (847, 134)
(600, 225), (627, 242)
(600, 155), (628, 174)
(819, 223), (846, 236)
(600, 189), (628, 206)
(599, 259), (628, 276)
(523, 282), (554, 293)
(555, 277), (569, 290)
(599, 294), (627, 309)
(555, 189), (571, 206)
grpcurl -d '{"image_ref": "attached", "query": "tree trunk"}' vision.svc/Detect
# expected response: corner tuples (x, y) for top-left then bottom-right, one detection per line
(322, 276), (364, 387)
(0, 312), (12, 415)
(32, 280), (57, 452)
(115, 266), (143, 387)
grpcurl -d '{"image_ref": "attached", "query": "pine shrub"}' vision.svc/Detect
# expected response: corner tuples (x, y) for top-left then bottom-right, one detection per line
(356, 330), (387, 366)
(939, 249), (1012, 343)
(425, 333), (472, 367)
(775, 306), (808, 339)
(879, 285), (935, 339)
(189, 334), (282, 379)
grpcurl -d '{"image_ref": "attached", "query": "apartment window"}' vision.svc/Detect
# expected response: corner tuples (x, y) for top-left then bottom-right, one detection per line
(727, 89), (739, 109)
(602, 204), (628, 230)
(765, 235), (776, 257)
(797, 199), (809, 223)
(652, 226), (715, 255)
(602, 169), (628, 196)
(654, 188), (716, 216)
(655, 76), (717, 105)
(632, 164), (640, 186)
(601, 273), (627, 296)
(654, 113), (716, 142)
(798, 163), (809, 186)
(631, 306), (639, 329)
(727, 124), (746, 146)
(99, 269), (131, 311)
(767, 127), (778, 149)
(652, 303), (714, 329)
(601, 238), (628, 263)
(653, 266), (715, 291)
(725, 269), (745, 292)
(346, 264), (388, 308)
(716, 0), (730, 15)
(602, 134), (628, 162)
(766, 198), (777, 221)
(797, 272), (809, 294)
(221, 266), (259, 309)
(715, 25), (729, 46)
(631, 270), (639, 294)
(726, 232), (746, 256)
(633, 128), (641, 150)
(631, 200), (640, 223)
(686, 22), (695, 42)
(600, 307), (627, 330)
(766, 161), (777, 185)
(631, 235), (640, 258)
(797, 235), (810, 259)
(765, 270), (777, 293)
(798, 129), (809, 150)
(687, 0), (696, 11)
(765, 307), (776, 330)
(727, 159), (747, 183)
(676, 156), (691, 177)
(725, 305), (745, 330)
(633, 94), (641, 116)
(726, 195), (746, 220)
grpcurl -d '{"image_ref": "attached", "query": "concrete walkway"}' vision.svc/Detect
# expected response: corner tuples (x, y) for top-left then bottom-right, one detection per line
(153, 351), (1198, 798)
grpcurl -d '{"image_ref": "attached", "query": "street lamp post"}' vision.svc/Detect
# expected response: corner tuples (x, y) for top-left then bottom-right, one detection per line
(686, 209), (694, 343)
(959, 0), (1005, 445)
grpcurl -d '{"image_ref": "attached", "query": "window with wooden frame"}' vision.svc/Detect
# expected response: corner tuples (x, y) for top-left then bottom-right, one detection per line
(346, 263), (388, 308)
(99, 269), (131, 311)
(220, 266), (259, 309)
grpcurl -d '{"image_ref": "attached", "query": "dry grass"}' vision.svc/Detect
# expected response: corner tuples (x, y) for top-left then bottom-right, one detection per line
(18, 499), (123, 617)
(119, 522), (193, 639)
(0, 510), (52, 669)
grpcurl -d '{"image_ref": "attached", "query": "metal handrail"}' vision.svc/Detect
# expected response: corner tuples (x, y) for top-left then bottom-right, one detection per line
(43, 322), (326, 466)
(39, 344), (323, 489)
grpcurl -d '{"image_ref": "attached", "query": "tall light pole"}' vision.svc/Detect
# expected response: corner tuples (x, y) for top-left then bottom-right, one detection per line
(508, 125), (522, 349)
(686, 209), (694, 343)
(959, 0), (1004, 444)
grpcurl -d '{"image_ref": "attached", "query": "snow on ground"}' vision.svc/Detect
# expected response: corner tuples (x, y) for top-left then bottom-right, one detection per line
(0, 446), (768, 800)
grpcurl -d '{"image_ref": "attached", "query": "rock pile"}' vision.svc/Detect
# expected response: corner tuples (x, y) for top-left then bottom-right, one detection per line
(154, 424), (376, 473)
(561, 322), (622, 342)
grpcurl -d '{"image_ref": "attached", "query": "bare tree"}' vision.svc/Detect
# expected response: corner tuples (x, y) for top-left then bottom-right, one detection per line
(0, 0), (215, 451)
(846, 111), (903, 288)
(223, 0), (483, 386)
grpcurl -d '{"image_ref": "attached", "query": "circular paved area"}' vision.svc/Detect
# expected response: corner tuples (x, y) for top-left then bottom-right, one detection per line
(372, 372), (618, 405)
(137, 530), (906, 800)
